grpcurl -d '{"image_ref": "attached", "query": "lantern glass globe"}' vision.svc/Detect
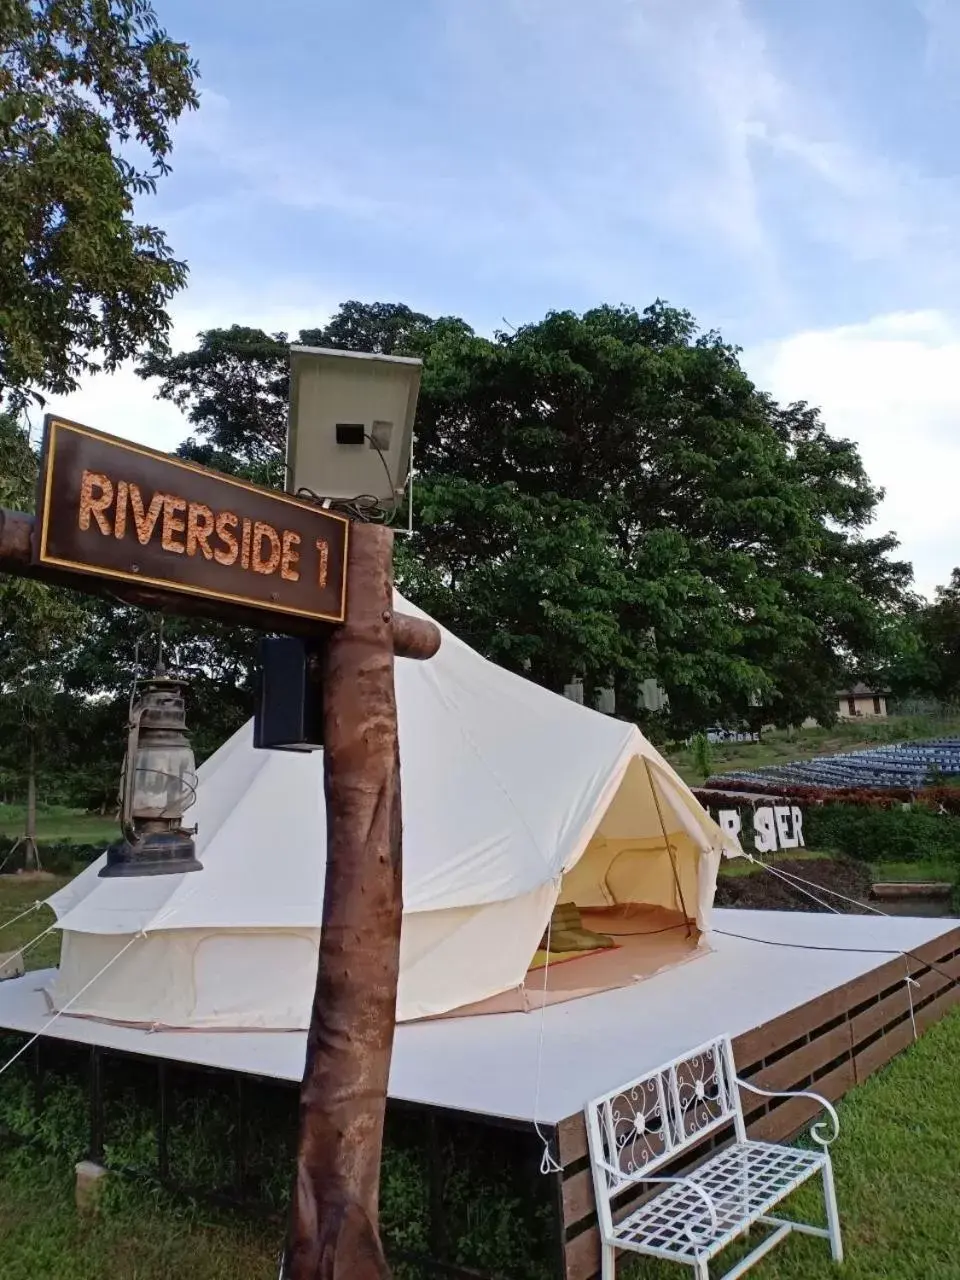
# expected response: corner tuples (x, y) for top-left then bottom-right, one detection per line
(131, 743), (197, 821)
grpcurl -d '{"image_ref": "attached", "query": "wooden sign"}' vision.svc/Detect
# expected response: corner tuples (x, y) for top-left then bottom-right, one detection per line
(34, 417), (349, 625)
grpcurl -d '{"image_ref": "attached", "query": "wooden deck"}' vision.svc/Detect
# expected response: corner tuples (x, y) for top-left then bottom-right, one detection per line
(553, 924), (960, 1280)
(1, 915), (959, 1280)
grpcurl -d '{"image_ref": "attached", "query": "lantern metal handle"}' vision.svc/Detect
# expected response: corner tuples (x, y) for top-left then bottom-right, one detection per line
(120, 706), (144, 846)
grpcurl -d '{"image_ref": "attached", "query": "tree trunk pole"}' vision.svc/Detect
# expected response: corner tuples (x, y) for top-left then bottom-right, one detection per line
(285, 521), (401, 1280)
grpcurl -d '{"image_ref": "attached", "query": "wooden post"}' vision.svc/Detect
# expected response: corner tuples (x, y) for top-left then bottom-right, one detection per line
(24, 735), (39, 871)
(285, 522), (402, 1280)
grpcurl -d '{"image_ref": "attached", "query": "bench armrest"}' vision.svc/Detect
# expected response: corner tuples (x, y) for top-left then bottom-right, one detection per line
(735, 1077), (840, 1147)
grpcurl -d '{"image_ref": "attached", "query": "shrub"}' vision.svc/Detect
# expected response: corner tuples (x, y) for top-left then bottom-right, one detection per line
(804, 804), (960, 866)
(0, 836), (104, 874)
(695, 777), (960, 816)
(0, 1040), (555, 1279)
(691, 732), (713, 781)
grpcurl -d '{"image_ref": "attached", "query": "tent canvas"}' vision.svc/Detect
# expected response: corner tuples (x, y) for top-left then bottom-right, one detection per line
(46, 594), (740, 1029)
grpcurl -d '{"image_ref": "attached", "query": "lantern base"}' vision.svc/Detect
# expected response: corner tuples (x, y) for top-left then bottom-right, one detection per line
(99, 829), (203, 878)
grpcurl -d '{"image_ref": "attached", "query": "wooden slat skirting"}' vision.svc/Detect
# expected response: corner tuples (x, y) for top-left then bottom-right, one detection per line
(559, 926), (960, 1280)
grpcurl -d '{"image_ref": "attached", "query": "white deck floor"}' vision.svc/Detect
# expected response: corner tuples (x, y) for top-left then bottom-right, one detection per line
(0, 910), (953, 1126)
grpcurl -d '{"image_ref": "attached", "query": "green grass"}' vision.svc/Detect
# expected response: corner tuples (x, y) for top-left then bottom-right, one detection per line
(870, 859), (957, 884)
(666, 715), (960, 786)
(718, 849), (834, 878)
(624, 1005), (960, 1278)
(0, 1147), (280, 1280)
(0, 873), (69, 970)
(0, 885), (958, 1275)
(718, 850), (957, 896)
(1, 1010), (959, 1280)
(0, 803), (117, 845)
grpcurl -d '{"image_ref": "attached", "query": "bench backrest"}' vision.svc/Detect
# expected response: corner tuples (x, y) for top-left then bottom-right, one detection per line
(585, 1035), (743, 1215)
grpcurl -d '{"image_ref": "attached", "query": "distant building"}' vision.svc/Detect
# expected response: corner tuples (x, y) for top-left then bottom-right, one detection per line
(562, 677), (584, 705)
(594, 686), (616, 715)
(640, 678), (668, 714)
(837, 683), (888, 720)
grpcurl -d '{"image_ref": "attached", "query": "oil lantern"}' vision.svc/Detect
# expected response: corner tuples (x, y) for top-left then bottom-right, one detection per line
(100, 665), (202, 878)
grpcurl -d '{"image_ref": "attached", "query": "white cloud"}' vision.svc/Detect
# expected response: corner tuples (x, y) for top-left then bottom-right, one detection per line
(123, 2), (960, 336)
(623, 0), (783, 254)
(749, 311), (960, 598)
(917, 0), (960, 71)
(439, 0), (786, 259)
(427, 0), (960, 317)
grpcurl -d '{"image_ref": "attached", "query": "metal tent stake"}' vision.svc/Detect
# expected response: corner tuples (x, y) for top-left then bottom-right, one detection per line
(285, 521), (439, 1280)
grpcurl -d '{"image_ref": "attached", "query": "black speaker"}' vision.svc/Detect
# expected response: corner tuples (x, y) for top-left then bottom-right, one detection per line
(253, 636), (324, 751)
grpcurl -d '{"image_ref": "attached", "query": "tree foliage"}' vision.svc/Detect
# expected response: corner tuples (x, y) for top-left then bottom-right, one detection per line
(140, 300), (912, 735)
(0, 0), (198, 404)
(0, 413), (86, 691)
(0, 413), (90, 812)
(0, 416), (255, 811)
(60, 597), (259, 776)
(911, 569), (960, 705)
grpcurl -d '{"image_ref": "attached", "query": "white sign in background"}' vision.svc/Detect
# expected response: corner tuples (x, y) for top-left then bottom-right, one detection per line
(712, 806), (805, 854)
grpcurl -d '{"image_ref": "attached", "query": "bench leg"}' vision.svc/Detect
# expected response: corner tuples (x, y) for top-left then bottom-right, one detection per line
(601, 1242), (615, 1280)
(822, 1156), (843, 1264)
(694, 1261), (709, 1279)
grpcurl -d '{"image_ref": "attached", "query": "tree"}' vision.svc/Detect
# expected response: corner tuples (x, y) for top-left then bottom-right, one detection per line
(0, 0), (198, 405)
(139, 325), (290, 480)
(303, 299), (446, 356)
(136, 305), (470, 478)
(396, 478), (655, 695)
(60, 596), (259, 771)
(409, 303), (911, 730)
(914, 570), (960, 704)
(0, 413), (88, 860)
(140, 300), (912, 734)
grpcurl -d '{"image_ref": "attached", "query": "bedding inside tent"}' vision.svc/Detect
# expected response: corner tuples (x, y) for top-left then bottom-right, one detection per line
(432, 754), (720, 1018)
(44, 595), (739, 1030)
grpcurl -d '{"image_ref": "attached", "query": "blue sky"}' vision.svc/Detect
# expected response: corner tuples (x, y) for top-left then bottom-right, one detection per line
(52, 0), (960, 596)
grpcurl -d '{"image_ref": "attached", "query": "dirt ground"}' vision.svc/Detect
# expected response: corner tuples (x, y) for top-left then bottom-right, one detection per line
(713, 857), (874, 913)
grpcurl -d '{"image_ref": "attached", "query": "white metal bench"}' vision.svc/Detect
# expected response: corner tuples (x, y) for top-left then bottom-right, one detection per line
(585, 1035), (842, 1278)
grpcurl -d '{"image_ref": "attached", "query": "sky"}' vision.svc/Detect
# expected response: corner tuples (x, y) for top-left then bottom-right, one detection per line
(47, 0), (960, 597)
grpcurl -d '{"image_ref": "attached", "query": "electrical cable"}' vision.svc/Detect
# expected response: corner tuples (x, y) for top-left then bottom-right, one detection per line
(364, 432), (399, 523)
(712, 927), (923, 957)
(294, 485), (388, 524)
(711, 926), (957, 1024)
(292, 431), (406, 526)
(706, 844), (960, 1045)
(599, 921), (692, 938)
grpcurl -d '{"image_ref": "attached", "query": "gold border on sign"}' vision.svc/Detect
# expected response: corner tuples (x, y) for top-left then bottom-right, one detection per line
(36, 417), (350, 625)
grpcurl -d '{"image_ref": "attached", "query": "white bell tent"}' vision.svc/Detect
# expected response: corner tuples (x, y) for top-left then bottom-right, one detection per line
(46, 596), (740, 1029)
